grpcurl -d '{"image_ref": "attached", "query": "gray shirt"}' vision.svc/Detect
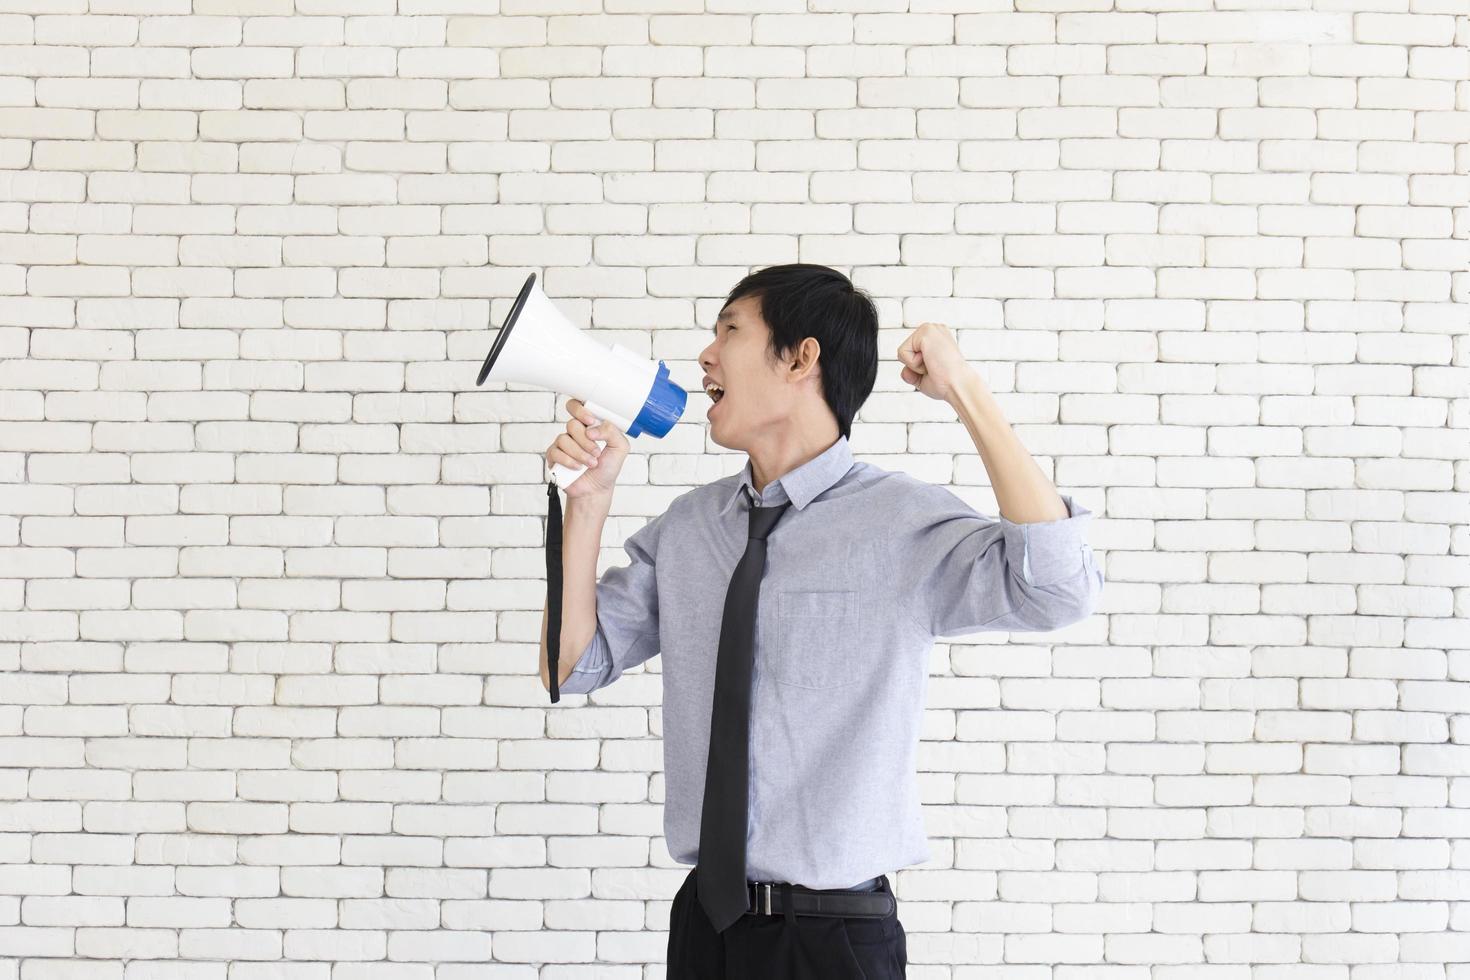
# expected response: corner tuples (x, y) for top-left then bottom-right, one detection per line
(557, 434), (1104, 891)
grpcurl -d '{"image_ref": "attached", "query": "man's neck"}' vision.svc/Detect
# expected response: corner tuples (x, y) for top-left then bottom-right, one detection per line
(748, 429), (839, 496)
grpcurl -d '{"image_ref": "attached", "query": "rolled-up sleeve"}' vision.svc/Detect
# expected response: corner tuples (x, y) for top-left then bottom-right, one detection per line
(555, 508), (666, 697)
(896, 483), (1103, 638)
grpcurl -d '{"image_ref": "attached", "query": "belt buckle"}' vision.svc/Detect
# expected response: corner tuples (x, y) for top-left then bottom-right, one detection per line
(750, 881), (773, 915)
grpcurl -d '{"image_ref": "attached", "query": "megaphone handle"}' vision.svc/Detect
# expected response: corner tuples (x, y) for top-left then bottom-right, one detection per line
(549, 456), (595, 490)
(548, 400), (630, 491)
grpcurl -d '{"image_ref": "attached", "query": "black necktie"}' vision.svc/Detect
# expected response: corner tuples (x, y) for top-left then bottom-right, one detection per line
(697, 484), (792, 933)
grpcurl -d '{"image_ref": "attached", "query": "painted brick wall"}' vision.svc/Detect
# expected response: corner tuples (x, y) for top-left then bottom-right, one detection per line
(1, 1), (1468, 976)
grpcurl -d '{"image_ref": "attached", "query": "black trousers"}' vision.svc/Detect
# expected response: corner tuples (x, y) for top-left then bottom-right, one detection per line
(666, 865), (907, 979)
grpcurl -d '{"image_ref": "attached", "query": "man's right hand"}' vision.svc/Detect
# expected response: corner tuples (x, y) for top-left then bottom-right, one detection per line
(545, 397), (630, 499)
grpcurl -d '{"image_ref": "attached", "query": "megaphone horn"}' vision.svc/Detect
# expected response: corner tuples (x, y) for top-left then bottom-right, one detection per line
(479, 273), (690, 706)
(477, 272), (687, 490)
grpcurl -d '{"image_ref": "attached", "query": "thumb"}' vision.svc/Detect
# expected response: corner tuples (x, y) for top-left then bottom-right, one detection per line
(592, 419), (628, 450)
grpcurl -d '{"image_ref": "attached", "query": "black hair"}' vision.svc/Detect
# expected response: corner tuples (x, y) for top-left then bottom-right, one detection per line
(718, 263), (879, 442)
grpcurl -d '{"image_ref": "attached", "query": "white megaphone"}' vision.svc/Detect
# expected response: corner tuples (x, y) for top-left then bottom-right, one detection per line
(476, 272), (688, 490)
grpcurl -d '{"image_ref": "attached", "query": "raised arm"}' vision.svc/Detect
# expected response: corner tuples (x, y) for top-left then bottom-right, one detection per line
(895, 322), (1104, 637)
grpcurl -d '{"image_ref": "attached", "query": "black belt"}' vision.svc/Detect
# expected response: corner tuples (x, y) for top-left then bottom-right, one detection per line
(745, 879), (894, 920)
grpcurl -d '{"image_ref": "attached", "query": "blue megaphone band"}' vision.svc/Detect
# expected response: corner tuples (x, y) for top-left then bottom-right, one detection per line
(626, 361), (686, 439)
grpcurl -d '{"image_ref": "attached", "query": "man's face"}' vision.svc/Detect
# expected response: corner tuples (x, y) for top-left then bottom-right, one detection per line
(698, 295), (803, 451)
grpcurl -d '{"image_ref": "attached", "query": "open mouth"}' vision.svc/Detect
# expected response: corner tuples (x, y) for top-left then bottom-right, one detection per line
(704, 381), (725, 408)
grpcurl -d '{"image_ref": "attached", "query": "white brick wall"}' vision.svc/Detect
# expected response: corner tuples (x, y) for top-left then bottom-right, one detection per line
(1, 0), (1468, 975)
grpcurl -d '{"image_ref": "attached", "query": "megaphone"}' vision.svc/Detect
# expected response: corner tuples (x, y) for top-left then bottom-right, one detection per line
(477, 272), (689, 705)
(477, 272), (688, 490)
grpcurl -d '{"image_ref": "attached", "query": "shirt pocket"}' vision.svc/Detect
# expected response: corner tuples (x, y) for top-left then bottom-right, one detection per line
(771, 589), (861, 689)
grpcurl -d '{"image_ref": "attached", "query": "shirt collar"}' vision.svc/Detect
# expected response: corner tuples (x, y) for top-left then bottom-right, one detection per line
(717, 434), (854, 517)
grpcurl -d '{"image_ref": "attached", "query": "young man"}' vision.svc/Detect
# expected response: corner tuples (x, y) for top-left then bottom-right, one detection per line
(541, 263), (1104, 978)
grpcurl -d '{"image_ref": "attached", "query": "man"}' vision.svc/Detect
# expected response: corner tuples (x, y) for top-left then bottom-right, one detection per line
(540, 263), (1103, 977)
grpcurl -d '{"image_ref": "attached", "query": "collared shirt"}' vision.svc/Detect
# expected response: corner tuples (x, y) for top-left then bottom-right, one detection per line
(557, 434), (1103, 891)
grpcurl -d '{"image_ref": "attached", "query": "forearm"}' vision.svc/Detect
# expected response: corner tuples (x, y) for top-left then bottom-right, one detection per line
(947, 370), (1069, 524)
(540, 494), (611, 690)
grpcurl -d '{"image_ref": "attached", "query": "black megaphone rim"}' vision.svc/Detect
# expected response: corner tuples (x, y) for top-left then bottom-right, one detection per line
(477, 271), (537, 387)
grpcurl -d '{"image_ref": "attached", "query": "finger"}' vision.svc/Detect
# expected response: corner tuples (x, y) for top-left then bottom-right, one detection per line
(582, 411), (618, 444)
(559, 434), (599, 467)
(575, 427), (604, 459)
(570, 417), (607, 454)
(568, 425), (596, 455)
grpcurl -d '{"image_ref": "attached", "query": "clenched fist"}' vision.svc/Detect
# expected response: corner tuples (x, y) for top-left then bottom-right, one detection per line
(897, 322), (973, 404)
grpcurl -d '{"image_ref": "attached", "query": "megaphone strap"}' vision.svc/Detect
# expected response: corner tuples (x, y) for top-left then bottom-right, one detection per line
(545, 479), (563, 704)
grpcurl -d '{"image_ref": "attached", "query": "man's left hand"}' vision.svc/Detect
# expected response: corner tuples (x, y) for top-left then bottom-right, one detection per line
(898, 322), (974, 404)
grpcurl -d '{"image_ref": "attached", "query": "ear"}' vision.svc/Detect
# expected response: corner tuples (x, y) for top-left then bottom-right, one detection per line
(790, 337), (821, 378)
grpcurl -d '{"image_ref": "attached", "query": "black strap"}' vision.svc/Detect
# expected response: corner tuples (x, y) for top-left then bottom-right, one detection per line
(545, 479), (562, 703)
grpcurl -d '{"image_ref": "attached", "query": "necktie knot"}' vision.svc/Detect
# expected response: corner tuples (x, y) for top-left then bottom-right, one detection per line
(744, 487), (790, 541)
